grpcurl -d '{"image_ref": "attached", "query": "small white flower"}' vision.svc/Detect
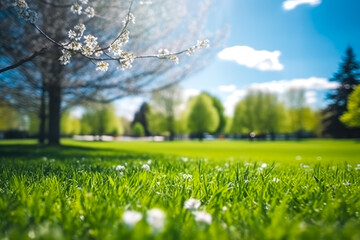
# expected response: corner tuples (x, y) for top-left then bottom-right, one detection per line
(183, 174), (192, 180)
(193, 211), (212, 224)
(261, 163), (267, 169)
(96, 61), (109, 71)
(84, 34), (98, 47)
(343, 181), (350, 186)
(169, 55), (179, 64)
(68, 30), (76, 39)
(244, 179), (249, 183)
(68, 41), (82, 51)
(123, 210), (142, 227)
(187, 46), (196, 56)
(355, 164), (360, 170)
(142, 164), (150, 171)
(157, 48), (169, 58)
(273, 178), (280, 183)
(59, 50), (72, 65)
(184, 198), (201, 210)
(122, 13), (136, 25)
(115, 165), (125, 171)
(119, 51), (134, 70)
(147, 208), (166, 231)
(222, 206), (228, 212)
(147, 159), (152, 165)
(79, 0), (88, 4)
(197, 39), (210, 48)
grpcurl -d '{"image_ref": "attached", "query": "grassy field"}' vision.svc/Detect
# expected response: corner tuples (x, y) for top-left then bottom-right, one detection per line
(0, 139), (360, 239)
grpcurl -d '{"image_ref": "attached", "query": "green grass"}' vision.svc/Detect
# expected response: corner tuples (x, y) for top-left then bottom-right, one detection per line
(0, 139), (360, 239)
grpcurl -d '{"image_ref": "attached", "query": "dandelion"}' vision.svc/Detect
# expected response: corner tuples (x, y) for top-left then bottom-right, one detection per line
(184, 198), (201, 210)
(96, 61), (109, 71)
(123, 210), (142, 227)
(193, 211), (212, 224)
(146, 208), (166, 231)
(142, 164), (150, 171)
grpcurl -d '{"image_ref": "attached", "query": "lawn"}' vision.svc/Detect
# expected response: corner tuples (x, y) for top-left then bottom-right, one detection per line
(0, 139), (360, 239)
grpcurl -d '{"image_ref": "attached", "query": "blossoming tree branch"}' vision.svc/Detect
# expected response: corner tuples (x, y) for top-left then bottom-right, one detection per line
(1, 0), (209, 74)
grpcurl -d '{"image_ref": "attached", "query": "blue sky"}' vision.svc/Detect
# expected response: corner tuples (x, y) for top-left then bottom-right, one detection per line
(116, 0), (360, 119)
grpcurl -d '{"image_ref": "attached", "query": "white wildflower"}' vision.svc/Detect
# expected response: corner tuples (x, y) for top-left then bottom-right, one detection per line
(147, 159), (152, 165)
(142, 164), (150, 171)
(355, 164), (360, 170)
(147, 208), (166, 231)
(222, 206), (228, 212)
(70, 3), (82, 15)
(261, 163), (267, 169)
(193, 211), (212, 224)
(244, 179), (249, 183)
(183, 174), (192, 180)
(273, 178), (280, 183)
(184, 198), (201, 210)
(343, 181), (350, 186)
(85, 6), (95, 18)
(123, 210), (142, 227)
(115, 165), (125, 171)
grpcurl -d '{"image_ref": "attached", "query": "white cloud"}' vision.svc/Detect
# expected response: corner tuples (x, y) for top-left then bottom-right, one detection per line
(283, 0), (321, 11)
(219, 84), (237, 92)
(218, 46), (284, 71)
(222, 77), (338, 116)
(115, 97), (145, 121)
(183, 88), (200, 100)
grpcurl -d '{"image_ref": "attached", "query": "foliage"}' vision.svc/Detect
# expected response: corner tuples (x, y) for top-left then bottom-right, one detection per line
(132, 122), (145, 137)
(0, 103), (23, 131)
(341, 85), (360, 127)
(60, 111), (80, 136)
(80, 104), (123, 136)
(204, 92), (226, 134)
(133, 103), (150, 136)
(323, 47), (360, 138)
(0, 140), (360, 240)
(187, 93), (219, 139)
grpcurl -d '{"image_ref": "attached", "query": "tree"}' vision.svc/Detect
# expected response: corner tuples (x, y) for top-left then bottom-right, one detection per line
(147, 84), (182, 140)
(80, 103), (123, 137)
(61, 111), (80, 136)
(285, 88), (307, 139)
(231, 91), (283, 139)
(0, 0), (216, 145)
(340, 85), (360, 128)
(132, 122), (145, 137)
(323, 47), (360, 138)
(133, 102), (150, 136)
(204, 93), (226, 135)
(187, 93), (219, 140)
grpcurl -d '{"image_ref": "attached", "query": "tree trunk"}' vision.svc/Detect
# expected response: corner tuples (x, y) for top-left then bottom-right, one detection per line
(38, 83), (46, 144)
(48, 84), (61, 146)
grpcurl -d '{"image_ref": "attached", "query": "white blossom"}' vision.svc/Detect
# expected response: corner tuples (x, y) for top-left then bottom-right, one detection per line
(85, 7), (95, 18)
(197, 39), (210, 48)
(59, 50), (72, 65)
(68, 30), (76, 39)
(70, 3), (82, 15)
(184, 198), (201, 210)
(67, 41), (82, 51)
(146, 208), (166, 231)
(79, 0), (88, 4)
(119, 51), (134, 70)
(15, 0), (28, 8)
(84, 34), (98, 48)
(123, 210), (142, 227)
(73, 23), (86, 40)
(81, 45), (94, 56)
(187, 46), (196, 56)
(141, 164), (150, 171)
(157, 48), (170, 58)
(123, 13), (136, 26)
(169, 55), (179, 64)
(193, 211), (212, 224)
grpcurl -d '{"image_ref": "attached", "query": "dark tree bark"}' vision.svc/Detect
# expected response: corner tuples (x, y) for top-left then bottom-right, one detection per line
(38, 83), (46, 144)
(48, 83), (61, 146)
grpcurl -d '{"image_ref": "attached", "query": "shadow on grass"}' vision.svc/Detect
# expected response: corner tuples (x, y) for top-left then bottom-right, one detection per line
(0, 144), (150, 161)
